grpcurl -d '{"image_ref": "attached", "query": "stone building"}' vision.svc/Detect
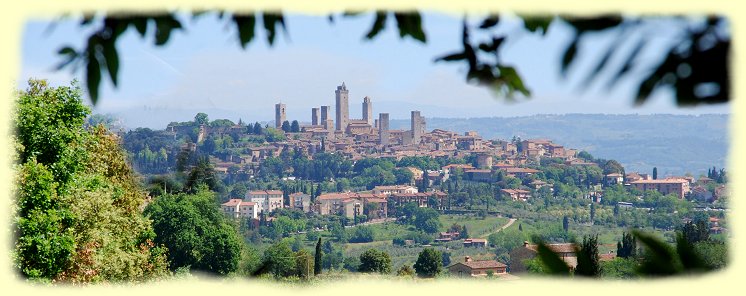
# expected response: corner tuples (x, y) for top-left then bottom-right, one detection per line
(311, 107), (320, 125)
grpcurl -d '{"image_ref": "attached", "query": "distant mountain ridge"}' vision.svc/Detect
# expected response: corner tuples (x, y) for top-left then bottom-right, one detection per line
(390, 114), (729, 176)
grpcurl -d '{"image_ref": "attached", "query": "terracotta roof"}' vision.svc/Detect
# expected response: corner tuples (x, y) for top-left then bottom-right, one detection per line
(630, 179), (687, 184)
(221, 199), (242, 207)
(464, 238), (487, 243)
(503, 167), (541, 173)
(452, 260), (507, 270)
(501, 189), (530, 194)
(465, 169), (492, 173)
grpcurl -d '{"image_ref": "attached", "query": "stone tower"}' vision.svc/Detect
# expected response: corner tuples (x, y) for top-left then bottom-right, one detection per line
(335, 83), (349, 131)
(275, 103), (286, 129)
(320, 105), (331, 124)
(362, 96), (373, 126)
(411, 111), (425, 145)
(379, 113), (389, 146)
(312, 107), (320, 126)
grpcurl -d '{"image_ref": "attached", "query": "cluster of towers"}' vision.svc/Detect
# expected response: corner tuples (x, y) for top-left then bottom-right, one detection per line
(274, 82), (426, 146)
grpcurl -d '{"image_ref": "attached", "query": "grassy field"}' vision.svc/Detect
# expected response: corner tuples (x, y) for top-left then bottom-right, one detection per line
(439, 215), (509, 237)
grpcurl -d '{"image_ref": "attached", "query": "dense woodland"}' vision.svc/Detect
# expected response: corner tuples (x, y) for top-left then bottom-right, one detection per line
(12, 80), (728, 284)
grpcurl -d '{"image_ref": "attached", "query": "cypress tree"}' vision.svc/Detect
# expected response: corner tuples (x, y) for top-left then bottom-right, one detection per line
(314, 237), (323, 275)
(575, 235), (600, 277)
(653, 167), (658, 180)
(562, 216), (569, 232)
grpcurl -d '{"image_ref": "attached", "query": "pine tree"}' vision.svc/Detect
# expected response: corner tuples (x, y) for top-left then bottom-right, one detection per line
(314, 238), (323, 275)
(617, 232), (637, 258)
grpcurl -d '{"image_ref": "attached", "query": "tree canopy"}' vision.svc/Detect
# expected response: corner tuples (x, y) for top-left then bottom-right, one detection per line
(144, 189), (242, 275)
(13, 79), (169, 282)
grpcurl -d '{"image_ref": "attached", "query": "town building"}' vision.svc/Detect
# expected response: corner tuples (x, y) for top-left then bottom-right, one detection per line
(372, 185), (418, 195)
(463, 238), (488, 247)
(289, 192), (312, 212)
(501, 189), (531, 201)
(509, 242), (577, 273)
(629, 178), (691, 198)
(246, 190), (284, 213)
(220, 199), (258, 219)
(448, 256), (507, 277)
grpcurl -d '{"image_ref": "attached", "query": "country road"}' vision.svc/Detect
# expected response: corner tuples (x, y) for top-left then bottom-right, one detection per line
(479, 218), (517, 238)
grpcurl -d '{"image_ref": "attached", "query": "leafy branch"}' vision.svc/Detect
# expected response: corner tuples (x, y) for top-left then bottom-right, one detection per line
(52, 11), (729, 107)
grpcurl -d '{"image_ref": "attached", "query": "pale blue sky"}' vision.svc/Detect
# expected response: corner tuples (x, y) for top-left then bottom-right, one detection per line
(19, 12), (729, 129)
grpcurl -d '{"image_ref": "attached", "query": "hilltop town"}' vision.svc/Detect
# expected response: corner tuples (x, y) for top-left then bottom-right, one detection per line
(113, 83), (729, 280)
(15, 79), (729, 283)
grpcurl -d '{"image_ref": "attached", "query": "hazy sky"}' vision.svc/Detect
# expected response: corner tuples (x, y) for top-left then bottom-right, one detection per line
(19, 12), (730, 129)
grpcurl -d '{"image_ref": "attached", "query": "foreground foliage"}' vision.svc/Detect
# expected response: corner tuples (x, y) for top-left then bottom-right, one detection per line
(13, 79), (169, 283)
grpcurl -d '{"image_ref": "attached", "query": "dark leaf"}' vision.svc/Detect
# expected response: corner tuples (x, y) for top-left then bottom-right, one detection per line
(561, 36), (579, 76)
(343, 11), (364, 17)
(262, 13), (286, 46)
(131, 18), (148, 37)
(394, 12), (426, 43)
(675, 234), (708, 272)
(232, 15), (256, 49)
(86, 52), (102, 105)
(102, 39), (119, 86)
(80, 15), (94, 26)
(606, 37), (646, 89)
(57, 46), (76, 56)
(154, 15), (183, 46)
(55, 49), (79, 71)
(434, 52), (466, 62)
(633, 230), (680, 275)
(365, 12), (387, 40)
(536, 243), (570, 275)
(478, 37), (505, 53)
(581, 31), (627, 88)
(562, 15), (623, 33)
(498, 66), (531, 97)
(523, 16), (553, 35)
(479, 15), (500, 29)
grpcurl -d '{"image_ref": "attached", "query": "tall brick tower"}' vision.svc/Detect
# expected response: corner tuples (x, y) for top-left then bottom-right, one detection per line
(275, 103), (286, 129)
(311, 107), (320, 126)
(335, 82), (349, 131)
(411, 111), (425, 145)
(379, 113), (389, 146)
(362, 96), (373, 126)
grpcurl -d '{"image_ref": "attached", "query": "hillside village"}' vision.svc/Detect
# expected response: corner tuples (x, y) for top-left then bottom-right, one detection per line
(15, 79), (730, 283)
(122, 83), (729, 279)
